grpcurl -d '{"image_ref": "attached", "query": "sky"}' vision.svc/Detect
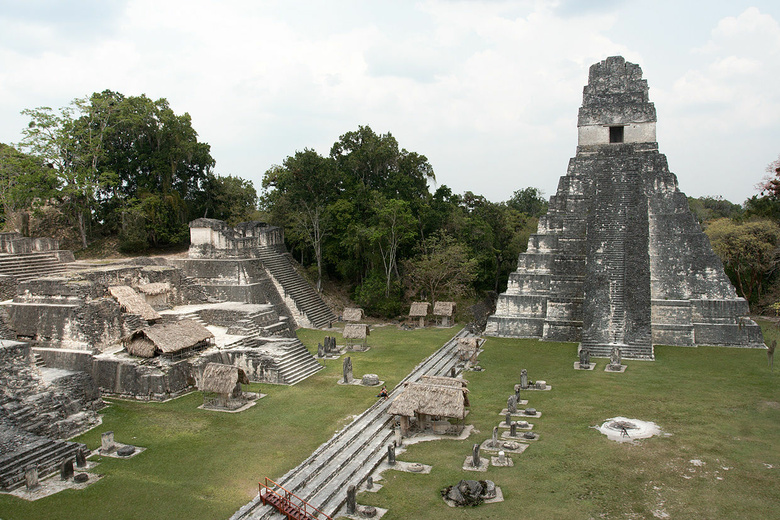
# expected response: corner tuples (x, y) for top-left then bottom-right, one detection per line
(1, 0), (779, 205)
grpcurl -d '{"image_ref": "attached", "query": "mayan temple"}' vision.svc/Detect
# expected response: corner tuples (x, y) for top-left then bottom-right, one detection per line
(485, 56), (765, 359)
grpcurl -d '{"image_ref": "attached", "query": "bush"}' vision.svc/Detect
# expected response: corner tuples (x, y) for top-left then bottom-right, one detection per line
(354, 273), (404, 318)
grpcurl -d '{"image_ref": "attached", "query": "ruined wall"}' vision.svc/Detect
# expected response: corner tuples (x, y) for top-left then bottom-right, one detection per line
(188, 219), (284, 259)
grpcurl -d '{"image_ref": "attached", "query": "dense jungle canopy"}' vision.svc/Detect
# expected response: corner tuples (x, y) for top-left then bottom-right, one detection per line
(1, 91), (779, 317)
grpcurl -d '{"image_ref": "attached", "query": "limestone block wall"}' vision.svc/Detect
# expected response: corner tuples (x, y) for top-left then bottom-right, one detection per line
(188, 219), (285, 259)
(91, 356), (192, 400)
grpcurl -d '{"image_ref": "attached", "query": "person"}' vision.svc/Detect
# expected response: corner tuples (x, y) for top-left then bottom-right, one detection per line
(377, 386), (388, 399)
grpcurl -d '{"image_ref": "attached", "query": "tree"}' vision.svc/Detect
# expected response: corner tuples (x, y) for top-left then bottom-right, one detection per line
(403, 232), (478, 305)
(705, 218), (780, 303)
(507, 187), (548, 217)
(262, 149), (340, 291)
(369, 197), (416, 297)
(0, 143), (57, 232)
(688, 196), (743, 224)
(197, 173), (258, 225)
(18, 91), (217, 249)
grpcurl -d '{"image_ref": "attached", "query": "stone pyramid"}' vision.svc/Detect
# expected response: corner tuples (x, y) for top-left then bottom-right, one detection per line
(485, 56), (765, 359)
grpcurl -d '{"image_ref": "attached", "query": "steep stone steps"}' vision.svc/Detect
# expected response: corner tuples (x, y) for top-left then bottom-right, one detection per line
(0, 253), (66, 282)
(274, 340), (325, 385)
(0, 437), (86, 491)
(255, 247), (335, 329)
(232, 328), (472, 520)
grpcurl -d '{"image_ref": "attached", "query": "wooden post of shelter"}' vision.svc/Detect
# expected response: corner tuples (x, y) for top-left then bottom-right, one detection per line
(409, 302), (430, 328)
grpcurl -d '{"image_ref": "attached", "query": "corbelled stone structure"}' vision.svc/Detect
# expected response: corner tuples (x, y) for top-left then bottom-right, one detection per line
(486, 56), (764, 358)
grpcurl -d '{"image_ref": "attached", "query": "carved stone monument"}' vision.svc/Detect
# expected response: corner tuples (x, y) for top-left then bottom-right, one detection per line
(343, 356), (353, 384)
(101, 431), (115, 453)
(492, 426), (499, 448)
(471, 443), (481, 467)
(25, 465), (39, 491)
(485, 56), (765, 357)
(387, 444), (395, 465)
(346, 484), (357, 514)
(60, 459), (74, 480)
(505, 412), (512, 426)
(520, 369), (528, 390)
(507, 394), (518, 414)
(579, 347), (590, 368)
(76, 448), (87, 468)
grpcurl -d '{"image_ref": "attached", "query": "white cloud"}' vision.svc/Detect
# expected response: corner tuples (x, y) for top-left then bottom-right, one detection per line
(1, 1), (778, 204)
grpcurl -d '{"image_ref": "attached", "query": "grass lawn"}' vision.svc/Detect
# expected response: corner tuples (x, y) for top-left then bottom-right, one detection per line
(1, 323), (778, 519)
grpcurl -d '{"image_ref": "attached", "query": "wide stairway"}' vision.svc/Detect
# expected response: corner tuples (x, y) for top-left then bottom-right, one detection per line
(0, 418), (87, 491)
(232, 328), (475, 520)
(0, 252), (67, 282)
(255, 246), (335, 329)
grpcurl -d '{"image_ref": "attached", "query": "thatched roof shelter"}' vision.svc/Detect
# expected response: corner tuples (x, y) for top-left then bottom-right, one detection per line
(124, 319), (214, 358)
(409, 302), (429, 317)
(387, 376), (469, 420)
(109, 285), (161, 321)
(433, 301), (456, 317)
(199, 363), (249, 394)
(137, 282), (171, 296)
(343, 308), (364, 322)
(343, 324), (369, 340)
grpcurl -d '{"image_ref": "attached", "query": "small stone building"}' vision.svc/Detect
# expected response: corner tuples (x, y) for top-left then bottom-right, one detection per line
(123, 320), (214, 360)
(409, 302), (430, 328)
(342, 323), (370, 350)
(387, 375), (469, 436)
(199, 362), (250, 410)
(433, 301), (456, 327)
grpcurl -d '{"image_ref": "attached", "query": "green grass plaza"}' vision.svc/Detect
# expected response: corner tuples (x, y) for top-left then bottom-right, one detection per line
(1, 323), (778, 520)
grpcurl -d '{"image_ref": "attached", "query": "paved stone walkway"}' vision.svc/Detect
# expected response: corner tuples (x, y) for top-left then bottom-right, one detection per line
(230, 328), (474, 520)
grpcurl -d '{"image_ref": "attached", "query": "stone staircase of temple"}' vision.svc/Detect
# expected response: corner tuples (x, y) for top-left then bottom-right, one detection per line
(274, 339), (325, 385)
(255, 246), (335, 329)
(0, 253), (67, 282)
(0, 434), (87, 491)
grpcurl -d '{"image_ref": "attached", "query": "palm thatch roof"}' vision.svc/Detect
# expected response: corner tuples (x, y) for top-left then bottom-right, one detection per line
(419, 375), (469, 387)
(387, 376), (469, 419)
(137, 282), (171, 295)
(433, 301), (456, 316)
(125, 337), (156, 358)
(409, 302), (430, 317)
(109, 285), (161, 321)
(343, 323), (370, 340)
(342, 308), (364, 322)
(124, 319), (214, 356)
(199, 363), (249, 394)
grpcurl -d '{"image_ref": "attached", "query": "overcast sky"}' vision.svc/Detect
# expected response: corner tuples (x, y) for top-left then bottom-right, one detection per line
(1, 0), (778, 205)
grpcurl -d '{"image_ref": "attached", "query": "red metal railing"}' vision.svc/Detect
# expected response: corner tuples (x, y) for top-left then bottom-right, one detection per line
(259, 477), (333, 520)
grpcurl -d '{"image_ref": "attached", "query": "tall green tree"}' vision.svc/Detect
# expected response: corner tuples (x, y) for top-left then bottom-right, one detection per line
(705, 218), (780, 303)
(403, 232), (478, 305)
(262, 149), (340, 291)
(369, 196), (417, 297)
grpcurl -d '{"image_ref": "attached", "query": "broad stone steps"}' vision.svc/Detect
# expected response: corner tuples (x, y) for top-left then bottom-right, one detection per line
(176, 312), (209, 328)
(255, 247), (335, 329)
(274, 341), (324, 385)
(0, 253), (66, 282)
(232, 328), (471, 520)
(0, 438), (86, 491)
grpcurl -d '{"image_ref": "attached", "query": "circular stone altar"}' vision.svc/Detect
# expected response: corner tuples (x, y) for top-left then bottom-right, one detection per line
(597, 417), (662, 443)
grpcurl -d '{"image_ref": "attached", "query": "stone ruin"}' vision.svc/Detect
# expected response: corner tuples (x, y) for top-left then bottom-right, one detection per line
(0, 220), (337, 490)
(486, 56), (765, 358)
